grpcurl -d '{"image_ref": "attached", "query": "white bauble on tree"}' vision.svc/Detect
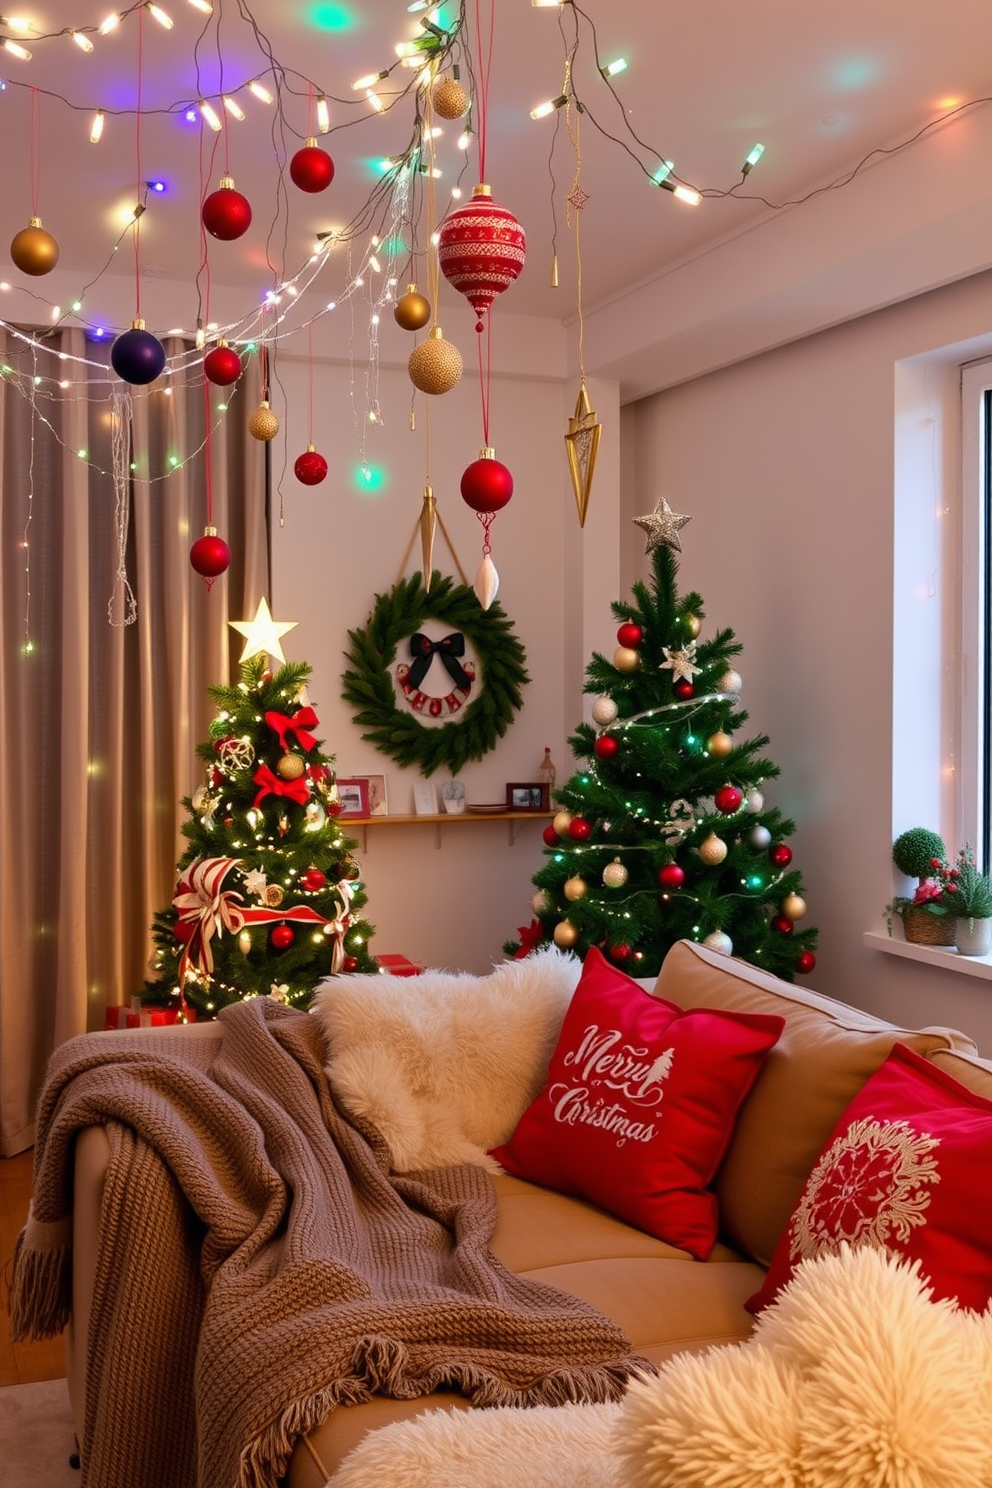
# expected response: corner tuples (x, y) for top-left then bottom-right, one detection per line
(698, 833), (728, 865)
(703, 930), (733, 955)
(719, 670), (743, 696)
(749, 824), (772, 850)
(746, 788), (765, 813)
(531, 890), (550, 915)
(553, 919), (579, 948)
(603, 858), (629, 888)
(592, 695), (618, 726)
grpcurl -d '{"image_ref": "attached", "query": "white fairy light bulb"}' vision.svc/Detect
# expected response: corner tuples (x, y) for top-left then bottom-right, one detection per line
(248, 79), (273, 104)
(187, 0), (213, 11)
(71, 30), (95, 51)
(89, 109), (105, 143)
(1, 38), (32, 60)
(146, 2), (174, 28)
(223, 95), (245, 120)
(198, 99), (223, 131)
(98, 11), (121, 32)
(316, 94), (330, 132)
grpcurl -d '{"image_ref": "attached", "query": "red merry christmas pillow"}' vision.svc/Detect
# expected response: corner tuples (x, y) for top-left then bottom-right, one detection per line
(489, 946), (784, 1260)
(748, 1043), (992, 1314)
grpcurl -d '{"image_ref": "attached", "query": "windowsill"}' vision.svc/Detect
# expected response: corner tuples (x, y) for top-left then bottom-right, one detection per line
(864, 929), (992, 981)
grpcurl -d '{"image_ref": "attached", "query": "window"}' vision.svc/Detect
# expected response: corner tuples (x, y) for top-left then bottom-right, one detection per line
(960, 360), (992, 869)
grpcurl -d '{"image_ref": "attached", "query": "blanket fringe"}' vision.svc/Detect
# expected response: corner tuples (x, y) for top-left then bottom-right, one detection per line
(6, 1226), (73, 1341)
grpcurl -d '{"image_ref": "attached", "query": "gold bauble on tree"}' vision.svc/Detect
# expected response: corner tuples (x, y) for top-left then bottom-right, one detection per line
(248, 401), (280, 441)
(614, 646), (641, 673)
(698, 833), (728, 866)
(408, 326), (463, 395)
(394, 285), (432, 332)
(277, 752), (305, 781)
(683, 613), (701, 640)
(564, 875), (588, 902)
(431, 74), (470, 120)
(603, 858), (629, 888)
(781, 893), (808, 921)
(553, 918), (579, 948)
(11, 217), (60, 276)
(707, 730), (733, 758)
(553, 810), (573, 836)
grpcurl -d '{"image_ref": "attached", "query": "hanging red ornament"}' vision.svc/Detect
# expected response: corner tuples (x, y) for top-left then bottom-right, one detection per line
(542, 824), (559, 846)
(189, 526), (231, 585)
(299, 866), (327, 892)
(594, 735), (619, 761)
(173, 918), (196, 943)
(673, 679), (694, 700)
(10, 217), (60, 276)
(770, 915), (794, 936)
(111, 320), (167, 385)
(658, 863), (685, 890)
(795, 949), (816, 974)
(610, 944), (632, 963)
(270, 923), (295, 951)
(568, 817), (592, 841)
(202, 176), (252, 241)
(616, 623), (642, 648)
(769, 842), (794, 867)
(437, 183), (526, 331)
(289, 138), (335, 193)
(460, 448), (513, 513)
(342, 955), (359, 972)
(714, 785), (744, 814)
(203, 341), (242, 386)
(294, 446), (328, 485)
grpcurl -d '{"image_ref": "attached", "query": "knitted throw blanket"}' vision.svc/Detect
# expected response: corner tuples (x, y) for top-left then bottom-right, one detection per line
(9, 998), (644, 1488)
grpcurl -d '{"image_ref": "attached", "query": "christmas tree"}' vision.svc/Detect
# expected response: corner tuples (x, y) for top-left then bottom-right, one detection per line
(143, 653), (377, 1019)
(506, 535), (818, 982)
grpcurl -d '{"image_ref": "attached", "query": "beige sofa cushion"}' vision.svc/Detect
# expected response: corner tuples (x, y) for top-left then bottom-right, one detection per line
(929, 1047), (992, 1099)
(654, 941), (976, 1266)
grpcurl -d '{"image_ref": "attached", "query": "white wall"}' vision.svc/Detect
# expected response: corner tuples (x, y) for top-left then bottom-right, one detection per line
(627, 268), (992, 1053)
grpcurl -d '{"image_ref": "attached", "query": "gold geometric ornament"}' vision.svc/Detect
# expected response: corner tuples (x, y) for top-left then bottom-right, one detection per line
(564, 382), (602, 528)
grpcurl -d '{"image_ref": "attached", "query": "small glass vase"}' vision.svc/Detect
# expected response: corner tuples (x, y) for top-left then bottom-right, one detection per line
(955, 915), (992, 957)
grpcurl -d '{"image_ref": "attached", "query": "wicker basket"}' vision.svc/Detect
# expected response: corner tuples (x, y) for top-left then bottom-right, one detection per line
(901, 906), (957, 946)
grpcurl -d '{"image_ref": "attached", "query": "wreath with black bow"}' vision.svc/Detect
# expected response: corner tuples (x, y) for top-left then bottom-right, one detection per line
(342, 572), (529, 777)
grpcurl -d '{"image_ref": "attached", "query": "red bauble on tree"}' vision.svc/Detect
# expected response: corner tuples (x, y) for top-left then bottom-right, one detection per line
(437, 183), (526, 330)
(568, 817), (592, 842)
(203, 342), (242, 386)
(770, 914), (794, 936)
(294, 446), (328, 486)
(616, 623), (642, 648)
(769, 842), (794, 867)
(173, 918), (195, 943)
(714, 785), (744, 814)
(657, 863), (685, 890)
(594, 734), (619, 761)
(289, 140), (335, 193)
(610, 944), (632, 962)
(189, 527), (231, 585)
(202, 177), (252, 241)
(542, 824), (559, 846)
(795, 949), (816, 974)
(460, 450), (513, 513)
(270, 923), (295, 951)
(299, 867), (327, 893)
(342, 955), (358, 972)
(673, 679), (694, 700)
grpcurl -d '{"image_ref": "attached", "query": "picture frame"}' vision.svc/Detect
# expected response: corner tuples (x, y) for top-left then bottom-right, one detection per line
(352, 772), (388, 816)
(413, 779), (439, 816)
(335, 777), (370, 819)
(506, 782), (550, 812)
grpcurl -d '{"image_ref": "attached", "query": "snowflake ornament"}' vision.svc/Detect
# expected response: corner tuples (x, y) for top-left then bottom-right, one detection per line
(660, 641), (700, 682)
(243, 868), (268, 898)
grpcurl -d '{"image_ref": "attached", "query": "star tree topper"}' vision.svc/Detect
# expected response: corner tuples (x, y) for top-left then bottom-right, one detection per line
(230, 597), (298, 665)
(633, 497), (691, 554)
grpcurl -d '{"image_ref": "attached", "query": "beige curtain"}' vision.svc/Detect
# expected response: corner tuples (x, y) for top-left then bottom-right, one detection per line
(0, 327), (268, 1154)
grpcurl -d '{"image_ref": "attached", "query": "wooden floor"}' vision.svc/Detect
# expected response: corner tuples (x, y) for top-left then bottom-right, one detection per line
(0, 1150), (66, 1386)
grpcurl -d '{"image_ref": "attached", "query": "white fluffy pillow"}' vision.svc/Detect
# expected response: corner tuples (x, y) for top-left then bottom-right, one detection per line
(311, 947), (582, 1172)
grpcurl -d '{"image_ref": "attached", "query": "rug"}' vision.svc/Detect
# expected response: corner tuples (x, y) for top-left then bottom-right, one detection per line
(0, 1378), (78, 1487)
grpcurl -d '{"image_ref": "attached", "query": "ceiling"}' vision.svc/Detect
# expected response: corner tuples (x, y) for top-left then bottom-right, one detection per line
(2, 0), (991, 339)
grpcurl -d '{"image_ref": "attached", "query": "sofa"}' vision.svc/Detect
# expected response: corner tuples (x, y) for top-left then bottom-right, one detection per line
(14, 938), (992, 1488)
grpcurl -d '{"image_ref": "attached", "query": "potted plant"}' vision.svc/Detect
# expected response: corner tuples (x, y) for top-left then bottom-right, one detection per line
(946, 844), (992, 956)
(885, 827), (957, 945)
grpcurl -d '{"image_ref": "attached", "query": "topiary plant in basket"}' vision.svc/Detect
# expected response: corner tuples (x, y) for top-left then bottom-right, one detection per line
(885, 827), (957, 946)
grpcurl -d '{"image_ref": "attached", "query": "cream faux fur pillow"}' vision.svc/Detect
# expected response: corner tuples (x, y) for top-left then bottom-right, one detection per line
(311, 947), (582, 1172)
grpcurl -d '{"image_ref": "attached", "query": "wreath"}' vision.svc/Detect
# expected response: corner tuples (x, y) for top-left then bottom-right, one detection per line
(342, 571), (529, 776)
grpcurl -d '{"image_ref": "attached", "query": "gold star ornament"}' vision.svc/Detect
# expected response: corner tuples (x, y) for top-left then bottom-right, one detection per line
(230, 597), (298, 665)
(564, 383), (602, 528)
(633, 497), (691, 554)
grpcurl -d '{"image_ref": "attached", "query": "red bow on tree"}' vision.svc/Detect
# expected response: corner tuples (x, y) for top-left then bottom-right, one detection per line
(265, 707), (319, 753)
(252, 764), (311, 808)
(513, 919), (545, 959)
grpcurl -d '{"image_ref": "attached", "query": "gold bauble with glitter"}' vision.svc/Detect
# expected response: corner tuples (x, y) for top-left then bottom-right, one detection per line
(277, 751), (305, 781)
(698, 833), (728, 866)
(603, 857), (629, 888)
(682, 613), (701, 640)
(564, 875), (587, 902)
(408, 326), (463, 395)
(781, 893), (807, 921)
(553, 810), (573, 837)
(432, 75), (470, 120)
(248, 401), (280, 441)
(614, 646), (640, 673)
(553, 918), (579, 948)
(707, 730), (733, 758)
(11, 217), (60, 276)
(394, 285), (431, 331)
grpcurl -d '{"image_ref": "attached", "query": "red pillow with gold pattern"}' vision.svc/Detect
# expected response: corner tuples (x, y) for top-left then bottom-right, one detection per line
(748, 1043), (992, 1314)
(489, 946), (784, 1260)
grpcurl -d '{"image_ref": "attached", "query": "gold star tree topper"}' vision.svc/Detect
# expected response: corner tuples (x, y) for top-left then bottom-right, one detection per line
(633, 497), (691, 554)
(229, 598), (298, 665)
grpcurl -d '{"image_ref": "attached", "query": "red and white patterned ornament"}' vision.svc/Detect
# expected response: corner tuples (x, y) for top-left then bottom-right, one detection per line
(437, 184), (526, 331)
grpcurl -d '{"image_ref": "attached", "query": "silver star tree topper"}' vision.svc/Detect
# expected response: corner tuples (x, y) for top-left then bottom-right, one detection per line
(633, 497), (691, 554)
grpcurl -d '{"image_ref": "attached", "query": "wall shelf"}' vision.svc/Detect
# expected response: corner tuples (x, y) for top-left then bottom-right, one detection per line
(343, 811), (553, 850)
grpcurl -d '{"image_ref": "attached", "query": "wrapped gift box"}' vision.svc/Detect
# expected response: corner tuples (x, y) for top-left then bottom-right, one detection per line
(105, 999), (184, 1029)
(376, 954), (424, 977)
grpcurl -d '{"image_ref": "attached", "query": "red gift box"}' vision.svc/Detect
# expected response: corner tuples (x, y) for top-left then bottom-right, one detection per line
(376, 954), (424, 977)
(105, 1000), (184, 1030)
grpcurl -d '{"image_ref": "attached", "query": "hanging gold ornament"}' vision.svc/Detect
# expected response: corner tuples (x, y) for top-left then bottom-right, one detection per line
(683, 613), (702, 639)
(707, 731), (733, 758)
(431, 75), (470, 120)
(564, 383), (602, 528)
(10, 217), (60, 276)
(698, 833), (728, 865)
(408, 326), (463, 395)
(564, 875), (588, 901)
(277, 752), (305, 781)
(602, 858), (628, 888)
(614, 646), (640, 673)
(394, 284), (432, 331)
(248, 401), (280, 440)
(238, 929), (252, 955)
(553, 918), (579, 948)
(553, 809), (573, 836)
(781, 893), (808, 921)
(419, 484), (437, 587)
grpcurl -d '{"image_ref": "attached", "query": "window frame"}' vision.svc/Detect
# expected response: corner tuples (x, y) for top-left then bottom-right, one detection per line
(960, 360), (992, 871)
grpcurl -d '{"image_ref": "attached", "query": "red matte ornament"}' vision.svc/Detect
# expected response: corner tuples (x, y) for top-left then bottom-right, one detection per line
(658, 863), (685, 890)
(202, 178), (252, 241)
(270, 923), (295, 951)
(203, 344), (242, 386)
(795, 949), (816, 974)
(770, 915), (794, 935)
(769, 842), (794, 867)
(294, 447), (328, 486)
(460, 454), (513, 513)
(616, 623), (642, 648)
(568, 817), (592, 841)
(673, 679), (694, 700)
(189, 529), (231, 582)
(594, 735), (619, 761)
(437, 184), (526, 330)
(714, 785), (744, 814)
(542, 824), (559, 846)
(289, 140), (335, 193)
